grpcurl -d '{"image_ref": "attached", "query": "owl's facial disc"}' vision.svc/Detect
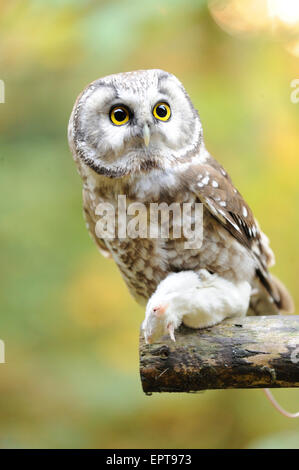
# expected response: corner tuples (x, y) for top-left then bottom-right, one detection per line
(70, 69), (203, 178)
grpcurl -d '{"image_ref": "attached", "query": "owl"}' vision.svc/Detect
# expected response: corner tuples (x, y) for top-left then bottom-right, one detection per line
(68, 69), (294, 344)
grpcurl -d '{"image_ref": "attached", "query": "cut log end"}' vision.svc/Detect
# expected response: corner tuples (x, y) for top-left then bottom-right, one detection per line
(139, 316), (299, 394)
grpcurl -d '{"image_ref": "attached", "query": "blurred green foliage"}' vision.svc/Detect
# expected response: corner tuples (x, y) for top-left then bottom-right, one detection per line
(0, 0), (298, 449)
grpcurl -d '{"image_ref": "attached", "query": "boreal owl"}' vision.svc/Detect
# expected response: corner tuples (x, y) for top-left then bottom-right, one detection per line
(68, 69), (294, 344)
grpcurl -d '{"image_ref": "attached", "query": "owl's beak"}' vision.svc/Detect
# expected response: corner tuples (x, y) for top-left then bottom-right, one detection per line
(143, 123), (150, 147)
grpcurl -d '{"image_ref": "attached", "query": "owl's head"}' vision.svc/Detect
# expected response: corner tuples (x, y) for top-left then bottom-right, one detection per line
(68, 69), (203, 178)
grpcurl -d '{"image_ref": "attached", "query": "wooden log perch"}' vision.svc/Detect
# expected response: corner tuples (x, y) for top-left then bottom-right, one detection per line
(139, 315), (299, 394)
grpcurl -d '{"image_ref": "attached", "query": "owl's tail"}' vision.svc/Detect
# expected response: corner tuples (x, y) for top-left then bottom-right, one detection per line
(249, 275), (294, 316)
(270, 274), (295, 313)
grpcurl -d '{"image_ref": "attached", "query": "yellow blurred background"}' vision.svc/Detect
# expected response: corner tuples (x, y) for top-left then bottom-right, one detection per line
(0, 0), (298, 449)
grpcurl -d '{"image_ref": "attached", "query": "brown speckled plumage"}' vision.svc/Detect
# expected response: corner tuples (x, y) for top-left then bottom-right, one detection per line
(68, 69), (294, 315)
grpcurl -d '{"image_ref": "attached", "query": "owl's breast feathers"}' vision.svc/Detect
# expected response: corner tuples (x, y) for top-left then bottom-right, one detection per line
(78, 153), (293, 313)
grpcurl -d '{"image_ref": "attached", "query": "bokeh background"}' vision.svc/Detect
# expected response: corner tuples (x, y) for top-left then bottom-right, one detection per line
(0, 0), (298, 449)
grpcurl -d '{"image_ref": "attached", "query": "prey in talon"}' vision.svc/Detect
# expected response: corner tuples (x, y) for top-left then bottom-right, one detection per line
(142, 270), (252, 344)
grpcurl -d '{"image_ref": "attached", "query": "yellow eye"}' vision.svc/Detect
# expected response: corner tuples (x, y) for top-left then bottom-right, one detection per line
(110, 106), (130, 126)
(153, 102), (171, 121)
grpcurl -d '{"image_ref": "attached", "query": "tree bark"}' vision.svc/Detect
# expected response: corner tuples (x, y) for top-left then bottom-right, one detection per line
(139, 315), (299, 394)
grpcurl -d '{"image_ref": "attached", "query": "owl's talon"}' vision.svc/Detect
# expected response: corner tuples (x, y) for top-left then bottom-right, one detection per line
(167, 323), (176, 342)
